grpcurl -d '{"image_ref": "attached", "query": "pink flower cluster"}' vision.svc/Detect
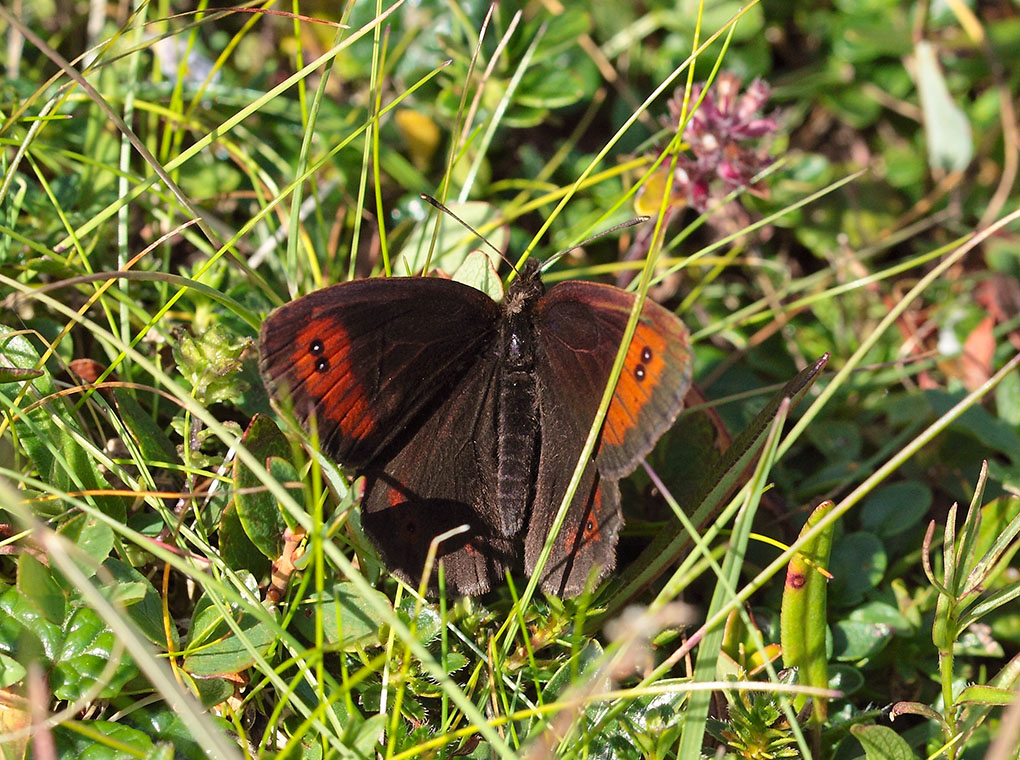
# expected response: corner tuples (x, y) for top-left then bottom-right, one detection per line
(666, 73), (778, 211)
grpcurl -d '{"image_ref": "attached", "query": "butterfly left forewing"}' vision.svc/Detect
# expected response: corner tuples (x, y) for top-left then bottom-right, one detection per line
(259, 277), (501, 469)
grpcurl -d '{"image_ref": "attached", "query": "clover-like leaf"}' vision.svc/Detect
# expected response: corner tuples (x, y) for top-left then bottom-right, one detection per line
(182, 593), (276, 678)
(52, 606), (138, 701)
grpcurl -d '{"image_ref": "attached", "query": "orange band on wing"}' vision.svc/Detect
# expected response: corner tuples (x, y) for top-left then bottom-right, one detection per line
(293, 320), (378, 439)
(601, 321), (670, 448)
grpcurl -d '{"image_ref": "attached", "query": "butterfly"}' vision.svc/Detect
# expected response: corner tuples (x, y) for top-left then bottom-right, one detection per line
(258, 259), (692, 597)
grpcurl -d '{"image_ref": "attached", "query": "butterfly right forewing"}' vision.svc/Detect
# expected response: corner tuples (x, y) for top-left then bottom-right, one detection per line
(533, 281), (692, 479)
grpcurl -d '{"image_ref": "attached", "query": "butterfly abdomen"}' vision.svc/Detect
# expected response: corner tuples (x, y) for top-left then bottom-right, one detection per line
(495, 296), (540, 538)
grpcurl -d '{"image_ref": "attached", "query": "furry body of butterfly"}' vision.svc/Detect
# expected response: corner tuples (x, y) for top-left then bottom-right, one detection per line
(259, 260), (693, 597)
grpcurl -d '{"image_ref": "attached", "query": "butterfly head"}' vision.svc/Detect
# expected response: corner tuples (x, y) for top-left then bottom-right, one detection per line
(504, 259), (544, 315)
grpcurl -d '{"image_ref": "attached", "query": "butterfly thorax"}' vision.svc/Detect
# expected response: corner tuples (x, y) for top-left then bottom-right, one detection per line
(494, 265), (544, 537)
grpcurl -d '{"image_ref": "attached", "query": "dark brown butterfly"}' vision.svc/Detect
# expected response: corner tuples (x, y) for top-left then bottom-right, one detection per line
(258, 260), (692, 596)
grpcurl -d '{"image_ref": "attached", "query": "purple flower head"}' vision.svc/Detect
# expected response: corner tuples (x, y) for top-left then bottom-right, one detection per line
(660, 72), (779, 212)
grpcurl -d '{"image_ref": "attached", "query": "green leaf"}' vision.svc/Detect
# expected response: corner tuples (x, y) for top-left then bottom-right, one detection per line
(50, 425), (128, 523)
(172, 325), (249, 406)
(452, 249), (504, 301)
(53, 606), (138, 701)
(294, 583), (390, 651)
(531, 6), (592, 58)
(848, 600), (911, 630)
(182, 594), (276, 678)
(860, 481), (932, 537)
(0, 652), (26, 688)
(806, 420), (862, 463)
(102, 559), (178, 650)
(830, 532), (886, 606)
(832, 619), (894, 661)
(17, 552), (66, 625)
(442, 651), (468, 674)
(111, 389), (181, 470)
(233, 414), (290, 559)
(397, 595), (441, 645)
(994, 367), (1020, 426)
(829, 664), (864, 696)
(56, 512), (115, 579)
(348, 714), (385, 758)
(958, 681), (1015, 705)
(0, 582), (63, 663)
(54, 720), (154, 760)
(915, 40), (973, 171)
(189, 676), (235, 708)
(125, 704), (231, 760)
(218, 500), (271, 579)
(850, 724), (919, 760)
(0, 325), (61, 476)
(519, 68), (585, 109)
(266, 456), (303, 532)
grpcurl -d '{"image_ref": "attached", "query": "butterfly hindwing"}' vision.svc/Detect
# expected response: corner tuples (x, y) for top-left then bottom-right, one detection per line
(360, 350), (513, 595)
(524, 383), (623, 596)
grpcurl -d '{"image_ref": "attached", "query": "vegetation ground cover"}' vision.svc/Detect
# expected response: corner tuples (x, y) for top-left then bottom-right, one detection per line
(1, 2), (1019, 759)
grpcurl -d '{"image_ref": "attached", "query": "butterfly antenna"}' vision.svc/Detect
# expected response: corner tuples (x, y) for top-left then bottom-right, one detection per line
(420, 194), (517, 273)
(541, 216), (651, 272)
